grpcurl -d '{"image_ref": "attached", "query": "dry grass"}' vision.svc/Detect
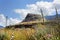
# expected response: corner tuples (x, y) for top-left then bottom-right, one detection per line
(0, 24), (60, 40)
(0, 28), (35, 40)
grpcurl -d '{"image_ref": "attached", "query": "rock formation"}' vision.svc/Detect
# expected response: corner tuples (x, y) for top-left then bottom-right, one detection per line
(6, 13), (44, 28)
(22, 13), (42, 22)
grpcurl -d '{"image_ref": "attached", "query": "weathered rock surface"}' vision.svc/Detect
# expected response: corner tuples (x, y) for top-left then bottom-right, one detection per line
(22, 13), (42, 22)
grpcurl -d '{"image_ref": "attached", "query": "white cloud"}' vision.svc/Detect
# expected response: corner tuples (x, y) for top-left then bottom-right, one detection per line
(14, 0), (60, 19)
(0, 14), (6, 27)
(9, 18), (22, 25)
(0, 14), (21, 27)
(14, 9), (29, 18)
(36, 1), (52, 9)
(53, 0), (60, 3)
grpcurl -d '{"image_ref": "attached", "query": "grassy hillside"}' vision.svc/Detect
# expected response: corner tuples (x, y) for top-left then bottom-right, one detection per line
(0, 28), (35, 40)
(0, 24), (60, 40)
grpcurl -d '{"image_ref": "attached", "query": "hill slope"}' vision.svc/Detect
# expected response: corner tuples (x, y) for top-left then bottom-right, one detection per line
(0, 25), (3, 28)
(45, 14), (60, 20)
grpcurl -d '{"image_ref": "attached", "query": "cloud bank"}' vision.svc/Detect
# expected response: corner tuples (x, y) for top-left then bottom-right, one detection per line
(0, 0), (60, 27)
(0, 14), (21, 27)
(14, 0), (60, 19)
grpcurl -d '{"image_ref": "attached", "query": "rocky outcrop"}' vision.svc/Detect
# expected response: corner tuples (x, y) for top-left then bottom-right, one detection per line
(6, 13), (45, 28)
(22, 13), (42, 22)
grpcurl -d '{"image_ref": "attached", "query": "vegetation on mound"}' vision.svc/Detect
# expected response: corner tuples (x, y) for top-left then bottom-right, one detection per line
(0, 24), (60, 40)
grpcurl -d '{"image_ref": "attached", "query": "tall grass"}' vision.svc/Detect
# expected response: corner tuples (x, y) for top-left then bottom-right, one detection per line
(30, 24), (60, 40)
(0, 28), (35, 40)
(0, 24), (60, 40)
(0, 30), (8, 40)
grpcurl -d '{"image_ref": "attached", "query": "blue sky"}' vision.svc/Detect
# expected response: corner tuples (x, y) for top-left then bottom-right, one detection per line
(0, 0), (60, 26)
(0, 0), (53, 19)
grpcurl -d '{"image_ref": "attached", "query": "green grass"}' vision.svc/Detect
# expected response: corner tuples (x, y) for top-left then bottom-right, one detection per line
(0, 24), (60, 40)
